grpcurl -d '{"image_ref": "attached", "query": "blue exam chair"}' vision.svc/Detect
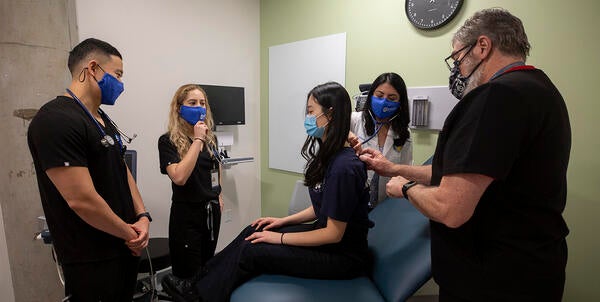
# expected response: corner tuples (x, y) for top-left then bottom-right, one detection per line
(231, 196), (432, 302)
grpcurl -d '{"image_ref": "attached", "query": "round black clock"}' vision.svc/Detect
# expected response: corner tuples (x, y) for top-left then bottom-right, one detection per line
(405, 0), (464, 30)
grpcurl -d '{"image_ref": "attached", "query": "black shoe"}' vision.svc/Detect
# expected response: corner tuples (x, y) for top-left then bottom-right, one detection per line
(161, 273), (201, 302)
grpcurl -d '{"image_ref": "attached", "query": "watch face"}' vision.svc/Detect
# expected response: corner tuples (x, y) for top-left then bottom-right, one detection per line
(406, 0), (463, 30)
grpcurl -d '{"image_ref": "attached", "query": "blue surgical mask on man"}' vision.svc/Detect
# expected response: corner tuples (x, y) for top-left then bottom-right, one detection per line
(370, 96), (400, 119)
(96, 65), (124, 106)
(180, 105), (207, 125)
(304, 113), (327, 138)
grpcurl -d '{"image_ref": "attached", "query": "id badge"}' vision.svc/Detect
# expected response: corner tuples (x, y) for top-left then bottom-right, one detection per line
(211, 169), (219, 189)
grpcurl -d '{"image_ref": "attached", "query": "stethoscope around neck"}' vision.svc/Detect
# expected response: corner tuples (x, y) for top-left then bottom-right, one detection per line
(360, 110), (399, 146)
(65, 89), (136, 154)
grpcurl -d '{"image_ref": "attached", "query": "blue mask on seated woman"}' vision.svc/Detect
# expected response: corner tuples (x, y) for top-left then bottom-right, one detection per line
(304, 113), (327, 138)
(180, 105), (207, 125)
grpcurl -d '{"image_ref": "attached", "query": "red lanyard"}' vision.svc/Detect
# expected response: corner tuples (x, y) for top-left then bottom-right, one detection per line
(503, 65), (535, 74)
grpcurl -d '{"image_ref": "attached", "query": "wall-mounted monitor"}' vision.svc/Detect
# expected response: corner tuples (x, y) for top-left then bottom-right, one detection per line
(199, 84), (245, 125)
(124, 149), (137, 181)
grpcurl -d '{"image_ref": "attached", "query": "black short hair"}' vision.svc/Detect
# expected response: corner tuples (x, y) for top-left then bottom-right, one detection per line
(67, 38), (122, 73)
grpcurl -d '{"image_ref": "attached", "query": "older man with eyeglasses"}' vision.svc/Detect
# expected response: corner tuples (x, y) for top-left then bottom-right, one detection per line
(360, 8), (571, 302)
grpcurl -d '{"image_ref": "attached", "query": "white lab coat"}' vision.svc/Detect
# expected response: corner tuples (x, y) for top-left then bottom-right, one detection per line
(350, 112), (413, 203)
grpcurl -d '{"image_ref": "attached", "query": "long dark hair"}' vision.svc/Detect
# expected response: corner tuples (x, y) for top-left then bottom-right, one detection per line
(362, 72), (410, 147)
(301, 82), (351, 188)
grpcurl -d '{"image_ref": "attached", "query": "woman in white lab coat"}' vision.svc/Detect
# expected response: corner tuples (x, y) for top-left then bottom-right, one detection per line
(350, 72), (412, 208)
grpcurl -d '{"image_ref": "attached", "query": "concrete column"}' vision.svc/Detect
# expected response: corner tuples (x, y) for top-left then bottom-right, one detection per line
(0, 1), (77, 301)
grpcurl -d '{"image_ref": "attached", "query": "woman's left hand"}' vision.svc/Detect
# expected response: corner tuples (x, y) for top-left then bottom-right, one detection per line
(219, 194), (224, 212)
(245, 230), (281, 244)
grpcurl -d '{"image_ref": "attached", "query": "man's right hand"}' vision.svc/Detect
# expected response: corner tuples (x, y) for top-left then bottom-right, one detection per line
(359, 148), (395, 177)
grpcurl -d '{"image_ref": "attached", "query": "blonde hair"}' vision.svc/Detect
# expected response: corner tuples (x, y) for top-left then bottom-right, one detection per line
(167, 84), (217, 159)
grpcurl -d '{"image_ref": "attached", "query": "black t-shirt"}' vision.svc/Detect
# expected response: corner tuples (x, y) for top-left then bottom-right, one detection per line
(27, 96), (136, 264)
(158, 133), (220, 203)
(430, 68), (571, 300)
(308, 147), (371, 251)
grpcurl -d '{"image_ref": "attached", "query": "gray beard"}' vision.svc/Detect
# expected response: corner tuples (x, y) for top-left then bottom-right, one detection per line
(463, 60), (484, 97)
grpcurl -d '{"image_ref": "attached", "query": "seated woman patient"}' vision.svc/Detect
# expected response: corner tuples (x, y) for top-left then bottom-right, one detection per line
(162, 82), (372, 302)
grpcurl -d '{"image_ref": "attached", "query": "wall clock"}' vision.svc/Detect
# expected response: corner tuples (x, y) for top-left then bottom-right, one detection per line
(405, 0), (464, 30)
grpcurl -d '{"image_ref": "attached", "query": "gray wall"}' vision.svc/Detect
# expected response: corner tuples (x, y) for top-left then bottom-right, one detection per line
(0, 1), (78, 301)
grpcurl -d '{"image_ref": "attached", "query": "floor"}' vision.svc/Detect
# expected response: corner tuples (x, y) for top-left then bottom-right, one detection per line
(133, 267), (172, 302)
(407, 295), (439, 302)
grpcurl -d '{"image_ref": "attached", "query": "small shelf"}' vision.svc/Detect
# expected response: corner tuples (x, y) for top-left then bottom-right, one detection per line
(222, 157), (254, 167)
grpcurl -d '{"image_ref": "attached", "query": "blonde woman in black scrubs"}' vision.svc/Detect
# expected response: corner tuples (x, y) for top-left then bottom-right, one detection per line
(158, 84), (223, 281)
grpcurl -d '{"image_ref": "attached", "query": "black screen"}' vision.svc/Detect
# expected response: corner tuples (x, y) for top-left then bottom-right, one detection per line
(200, 84), (245, 125)
(124, 149), (137, 181)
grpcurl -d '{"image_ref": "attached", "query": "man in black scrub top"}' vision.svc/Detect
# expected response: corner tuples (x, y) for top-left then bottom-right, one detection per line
(28, 38), (151, 302)
(359, 8), (571, 302)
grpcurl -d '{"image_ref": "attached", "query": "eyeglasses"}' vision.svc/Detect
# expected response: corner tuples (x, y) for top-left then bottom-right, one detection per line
(444, 43), (475, 70)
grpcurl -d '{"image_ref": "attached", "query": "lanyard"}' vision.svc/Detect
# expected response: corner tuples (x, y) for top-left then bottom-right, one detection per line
(65, 89), (124, 153)
(209, 144), (223, 165)
(489, 62), (535, 81)
(192, 136), (222, 165)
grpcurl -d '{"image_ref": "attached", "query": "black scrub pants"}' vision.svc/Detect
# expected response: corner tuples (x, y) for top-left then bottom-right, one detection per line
(169, 201), (221, 278)
(61, 254), (139, 302)
(194, 223), (368, 302)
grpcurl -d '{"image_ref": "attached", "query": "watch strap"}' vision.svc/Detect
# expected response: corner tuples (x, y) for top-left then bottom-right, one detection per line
(136, 211), (152, 222)
(402, 181), (418, 200)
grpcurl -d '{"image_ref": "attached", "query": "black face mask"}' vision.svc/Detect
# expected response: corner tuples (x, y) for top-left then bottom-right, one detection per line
(448, 57), (483, 100)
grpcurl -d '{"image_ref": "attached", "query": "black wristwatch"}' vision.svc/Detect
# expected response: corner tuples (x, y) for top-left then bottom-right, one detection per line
(402, 181), (418, 200)
(136, 212), (152, 222)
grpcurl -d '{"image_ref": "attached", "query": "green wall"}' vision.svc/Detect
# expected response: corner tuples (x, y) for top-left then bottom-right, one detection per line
(260, 0), (600, 300)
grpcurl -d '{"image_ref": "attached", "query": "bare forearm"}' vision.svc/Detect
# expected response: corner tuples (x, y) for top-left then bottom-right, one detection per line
(282, 206), (316, 225)
(403, 173), (489, 228)
(46, 166), (139, 241)
(69, 194), (138, 241)
(167, 141), (202, 185)
(403, 184), (448, 224)
(392, 164), (432, 185)
(281, 227), (339, 246)
(126, 167), (146, 215)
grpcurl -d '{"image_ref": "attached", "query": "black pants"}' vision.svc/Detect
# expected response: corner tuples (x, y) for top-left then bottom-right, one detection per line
(61, 254), (139, 302)
(194, 223), (368, 302)
(169, 201), (221, 278)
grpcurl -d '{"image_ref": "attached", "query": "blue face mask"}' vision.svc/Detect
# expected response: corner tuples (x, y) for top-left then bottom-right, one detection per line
(370, 96), (401, 119)
(96, 66), (124, 106)
(180, 105), (207, 125)
(304, 113), (327, 138)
